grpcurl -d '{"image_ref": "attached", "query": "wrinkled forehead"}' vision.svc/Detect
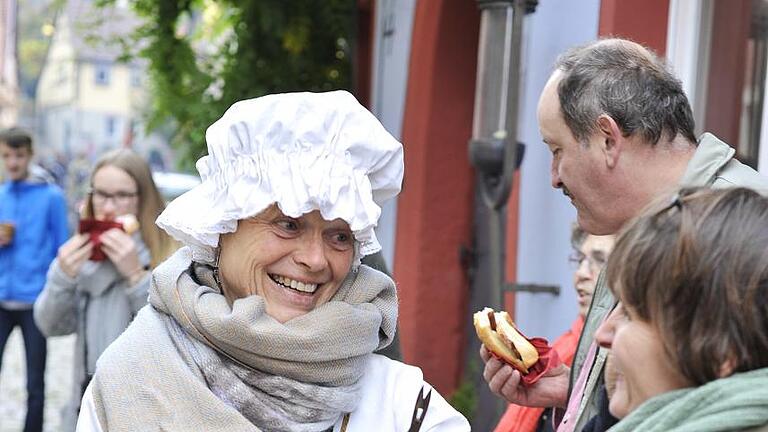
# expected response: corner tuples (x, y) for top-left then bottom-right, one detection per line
(581, 234), (615, 255)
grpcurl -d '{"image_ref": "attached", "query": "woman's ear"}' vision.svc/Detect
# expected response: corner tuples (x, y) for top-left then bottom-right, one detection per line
(718, 356), (737, 378)
(596, 115), (623, 169)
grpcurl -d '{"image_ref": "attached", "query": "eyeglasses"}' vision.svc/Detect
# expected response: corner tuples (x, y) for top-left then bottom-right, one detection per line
(90, 188), (139, 206)
(568, 251), (607, 274)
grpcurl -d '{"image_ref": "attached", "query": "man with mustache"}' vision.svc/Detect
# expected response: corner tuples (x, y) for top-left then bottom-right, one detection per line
(480, 38), (768, 432)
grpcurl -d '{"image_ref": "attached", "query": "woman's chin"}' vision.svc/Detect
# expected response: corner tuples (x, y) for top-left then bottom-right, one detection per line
(608, 398), (627, 419)
(265, 305), (310, 323)
(608, 379), (630, 419)
(263, 286), (320, 322)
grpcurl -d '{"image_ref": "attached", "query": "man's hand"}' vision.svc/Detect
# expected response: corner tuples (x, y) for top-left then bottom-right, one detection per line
(58, 234), (94, 278)
(480, 345), (570, 408)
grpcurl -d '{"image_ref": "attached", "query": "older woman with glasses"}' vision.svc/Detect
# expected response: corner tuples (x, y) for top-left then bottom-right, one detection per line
(74, 91), (469, 432)
(594, 187), (768, 431)
(34, 149), (178, 432)
(493, 226), (615, 432)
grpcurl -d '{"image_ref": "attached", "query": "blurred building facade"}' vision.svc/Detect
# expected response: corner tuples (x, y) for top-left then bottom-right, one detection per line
(35, 0), (168, 161)
(0, 0), (19, 129)
(365, 0), (768, 428)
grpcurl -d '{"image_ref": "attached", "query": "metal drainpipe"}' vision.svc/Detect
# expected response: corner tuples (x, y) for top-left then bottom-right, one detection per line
(469, 0), (536, 309)
(466, 0), (537, 427)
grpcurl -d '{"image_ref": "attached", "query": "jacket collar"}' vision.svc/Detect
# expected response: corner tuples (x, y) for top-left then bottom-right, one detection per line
(679, 133), (735, 187)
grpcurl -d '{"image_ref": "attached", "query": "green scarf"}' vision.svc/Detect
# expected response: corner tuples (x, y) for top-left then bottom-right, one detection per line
(609, 368), (768, 432)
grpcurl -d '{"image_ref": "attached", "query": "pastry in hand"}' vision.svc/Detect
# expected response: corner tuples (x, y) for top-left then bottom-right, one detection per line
(474, 307), (539, 373)
(116, 214), (140, 234)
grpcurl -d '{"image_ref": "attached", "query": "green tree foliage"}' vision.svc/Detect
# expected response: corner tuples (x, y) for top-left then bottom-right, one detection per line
(96, 0), (355, 169)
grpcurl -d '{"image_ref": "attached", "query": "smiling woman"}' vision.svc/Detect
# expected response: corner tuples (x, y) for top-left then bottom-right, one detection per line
(594, 187), (768, 432)
(74, 90), (470, 432)
(217, 206), (356, 322)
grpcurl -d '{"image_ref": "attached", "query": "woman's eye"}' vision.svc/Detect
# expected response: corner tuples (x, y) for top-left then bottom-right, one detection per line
(275, 219), (299, 232)
(616, 304), (631, 321)
(329, 231), (354, 249)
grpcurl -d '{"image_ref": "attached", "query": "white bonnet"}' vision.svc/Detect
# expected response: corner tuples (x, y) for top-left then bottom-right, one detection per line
(156, 90), (404, 263)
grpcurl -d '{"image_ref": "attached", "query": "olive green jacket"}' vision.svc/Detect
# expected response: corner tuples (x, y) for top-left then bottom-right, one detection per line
(569, 133), (768, 431)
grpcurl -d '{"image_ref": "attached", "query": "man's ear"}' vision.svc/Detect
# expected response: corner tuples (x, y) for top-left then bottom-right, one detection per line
(596, 115), (622, 169)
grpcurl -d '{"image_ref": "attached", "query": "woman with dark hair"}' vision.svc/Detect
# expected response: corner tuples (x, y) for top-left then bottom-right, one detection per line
(34, 149), (177, 431)
(595, 187), (768, 431)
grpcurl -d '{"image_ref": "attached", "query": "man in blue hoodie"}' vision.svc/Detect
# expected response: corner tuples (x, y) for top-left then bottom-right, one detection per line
(0, 128), (69, 432)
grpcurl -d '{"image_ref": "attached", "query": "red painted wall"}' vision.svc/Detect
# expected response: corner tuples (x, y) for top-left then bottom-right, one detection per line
(598, 0), (669, 55)
(394, 0), (479, 395)
(704, 0), (751, 146)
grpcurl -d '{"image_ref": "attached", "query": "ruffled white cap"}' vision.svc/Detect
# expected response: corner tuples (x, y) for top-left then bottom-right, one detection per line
(156, 90), (404, 263)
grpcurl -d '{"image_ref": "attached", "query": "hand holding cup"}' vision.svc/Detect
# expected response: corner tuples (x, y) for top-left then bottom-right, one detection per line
(0, 222), (15, 247)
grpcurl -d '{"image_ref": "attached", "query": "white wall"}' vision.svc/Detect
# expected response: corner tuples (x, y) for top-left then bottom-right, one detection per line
(514, 0), (601, 341)
(370, 0), (417, 269)
(666, 0), (713, 137)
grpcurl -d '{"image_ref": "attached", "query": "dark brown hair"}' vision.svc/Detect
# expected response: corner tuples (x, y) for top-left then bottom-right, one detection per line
(0, 127), (33, 151)
(606, 187), (768, 385)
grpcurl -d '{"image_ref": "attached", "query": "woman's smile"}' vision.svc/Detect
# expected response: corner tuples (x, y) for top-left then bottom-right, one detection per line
(269, 273), (319, 294)
(259, 270), (334, 313)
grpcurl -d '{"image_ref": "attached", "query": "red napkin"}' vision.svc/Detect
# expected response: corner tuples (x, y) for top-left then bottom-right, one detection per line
(488, 327), (563, 387)
(520, 337), (562, 386)
(78, 219), (124, 261)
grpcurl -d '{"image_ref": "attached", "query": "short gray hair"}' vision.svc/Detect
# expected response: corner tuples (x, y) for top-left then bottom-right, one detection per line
(570, 223), (588, 250)
(554, 38), (697, 146)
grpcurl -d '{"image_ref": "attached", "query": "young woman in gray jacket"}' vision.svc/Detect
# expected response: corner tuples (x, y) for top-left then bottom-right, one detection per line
(34, 149), (177, 432)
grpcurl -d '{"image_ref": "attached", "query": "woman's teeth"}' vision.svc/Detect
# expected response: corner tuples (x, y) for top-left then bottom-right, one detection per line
(271, 275), (318, 293)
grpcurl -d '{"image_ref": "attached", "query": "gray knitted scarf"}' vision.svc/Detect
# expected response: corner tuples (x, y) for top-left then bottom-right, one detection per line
(164, 315), (362, 431)
(92, 247), (398, 431)
(156, 248), (398, 430)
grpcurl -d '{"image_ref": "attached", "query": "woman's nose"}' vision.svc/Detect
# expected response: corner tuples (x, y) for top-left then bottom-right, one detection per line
(574, 259), (592, 280)
(100, 201), (118, 219)
(594, 306), (619, 349)
(294, 235), (328, 272)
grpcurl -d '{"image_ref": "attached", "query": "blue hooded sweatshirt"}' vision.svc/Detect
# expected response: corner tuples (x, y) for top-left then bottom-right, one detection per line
(0, 168), (69, 304)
